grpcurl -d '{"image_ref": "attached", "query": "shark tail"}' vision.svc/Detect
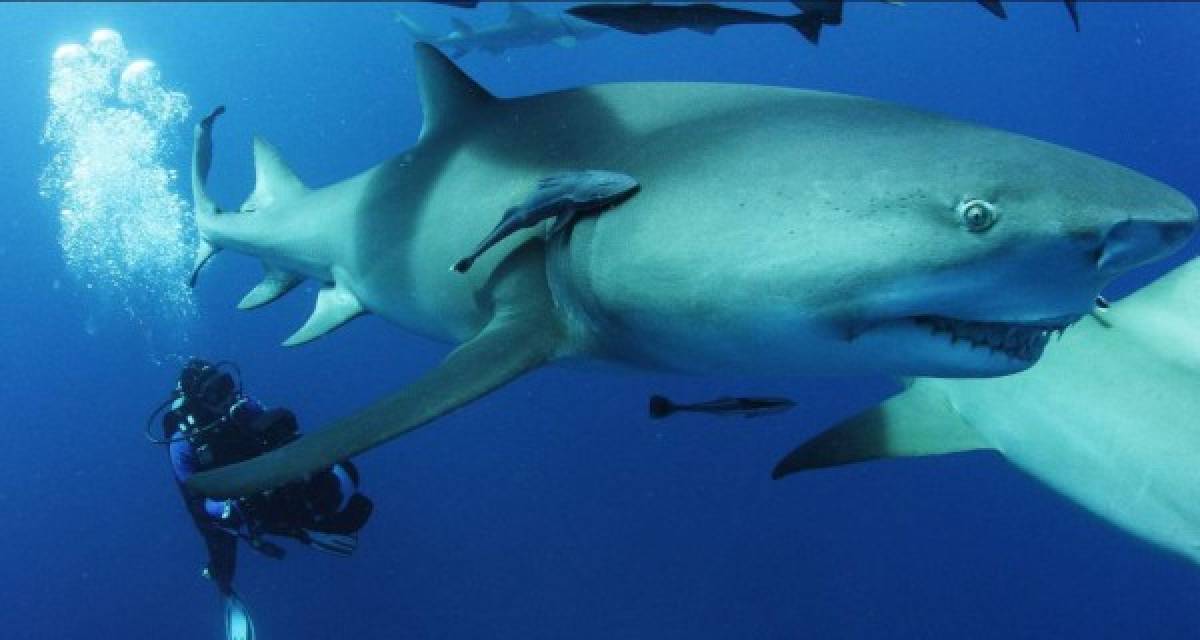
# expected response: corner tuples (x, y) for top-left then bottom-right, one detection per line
(394, 12), (438, 43)
(786, 11), (824, 45)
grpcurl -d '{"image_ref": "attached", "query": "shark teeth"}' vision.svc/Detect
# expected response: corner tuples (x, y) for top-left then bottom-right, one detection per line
(913, 315), (1078, 361)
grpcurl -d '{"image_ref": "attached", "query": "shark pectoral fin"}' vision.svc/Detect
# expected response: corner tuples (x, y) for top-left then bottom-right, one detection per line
(189, 239), (220, 287)
(771, 381), (993, 479)
(238, 267), (303, 310)
(282, 284), (365, 346)
(553, 35), (578, 48)
(186, 241), (563, 498)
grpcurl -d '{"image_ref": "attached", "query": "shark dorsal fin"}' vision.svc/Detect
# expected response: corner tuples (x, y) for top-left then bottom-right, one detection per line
(772, 380), (993, 479)
(450, 17), (474, 36)
(242, 136), (308, 212)
(413, 43), (495, 141)
(506, 2), (535, 23)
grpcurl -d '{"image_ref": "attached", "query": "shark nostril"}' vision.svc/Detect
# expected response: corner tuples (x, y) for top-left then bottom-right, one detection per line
(1097, 219), (1194, 273)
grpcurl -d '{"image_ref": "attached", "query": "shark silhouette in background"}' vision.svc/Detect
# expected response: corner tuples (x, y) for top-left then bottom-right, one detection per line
(397, 2), (609, 58)
(184, 44), (1194, 498)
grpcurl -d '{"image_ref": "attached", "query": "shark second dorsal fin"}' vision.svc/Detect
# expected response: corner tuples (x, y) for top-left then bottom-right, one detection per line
(507, 2), (535, 23)
(413, 43), (495, 141)
(238, 265), (303, 310)
(772, 381), (993, 479)
(241, 137), (308, 212)
(283, 283), (365, 346)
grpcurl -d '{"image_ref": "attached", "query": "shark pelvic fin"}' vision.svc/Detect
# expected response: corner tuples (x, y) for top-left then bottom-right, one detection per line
(413, 42), (495, 141)
(186, 240), (564, 497)
(238, 266), (303, 310)
(283, 283), (365, 346)
(772, 380), (993, 479)
(241, 137), (308, 212)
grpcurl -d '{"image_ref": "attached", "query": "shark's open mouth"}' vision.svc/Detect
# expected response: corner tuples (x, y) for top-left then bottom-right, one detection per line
(912, 315), (1079, 361)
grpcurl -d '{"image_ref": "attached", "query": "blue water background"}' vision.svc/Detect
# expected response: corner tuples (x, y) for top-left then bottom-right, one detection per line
(1, 2), (1198, 638)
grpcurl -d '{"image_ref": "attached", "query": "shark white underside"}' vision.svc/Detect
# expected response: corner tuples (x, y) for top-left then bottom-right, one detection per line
(186, 44), (1194, 496)
(776, 257), (1200, 564)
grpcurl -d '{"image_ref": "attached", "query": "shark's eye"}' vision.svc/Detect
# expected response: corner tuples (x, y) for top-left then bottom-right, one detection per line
(957, 199), (997, 233)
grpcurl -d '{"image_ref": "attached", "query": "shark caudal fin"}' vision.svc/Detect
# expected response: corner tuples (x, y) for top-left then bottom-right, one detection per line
(414, 42), (495, 142)
(189, 106), (225, 286)
(771, 381), (993, 479)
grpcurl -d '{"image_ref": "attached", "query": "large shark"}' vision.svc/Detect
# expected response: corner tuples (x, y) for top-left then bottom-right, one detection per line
(186, 43), (1194, 497)
(774, 256), (1200, 563)
(395, 2), (608, 58)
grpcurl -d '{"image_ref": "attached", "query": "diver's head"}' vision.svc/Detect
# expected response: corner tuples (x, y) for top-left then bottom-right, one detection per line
(177, 358), (238, 416)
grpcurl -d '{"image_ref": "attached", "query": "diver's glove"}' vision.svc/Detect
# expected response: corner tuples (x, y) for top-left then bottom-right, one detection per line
(300, 530), (358, 557)
(224, 590), (256, 640)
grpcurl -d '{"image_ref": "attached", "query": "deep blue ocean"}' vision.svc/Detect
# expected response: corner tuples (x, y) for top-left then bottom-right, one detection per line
(3, 2), (1199, 639)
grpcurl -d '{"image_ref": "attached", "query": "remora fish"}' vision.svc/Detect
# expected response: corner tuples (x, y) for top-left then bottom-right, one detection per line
(452, 170), (640, 274)
(773, 257), (1200, 563)
(649, 394), (796, 420)
(397, 2), (608, 58)
(185, 44), (1194, 497)
(567, 3), (824, 45)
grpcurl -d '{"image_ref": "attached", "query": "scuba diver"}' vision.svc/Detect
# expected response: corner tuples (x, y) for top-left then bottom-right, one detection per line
(148, 358), (373, 640)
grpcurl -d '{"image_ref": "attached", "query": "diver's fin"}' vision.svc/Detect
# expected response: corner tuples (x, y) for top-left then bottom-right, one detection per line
(240, 137), (308, 212)
(223, 591), (256, 640)
(283, 283), (365, 346)
(238, 267), (303, 310)
(772, 381), (993, 479)
(302, 530), (358, 557)
(553, 35), (578, 48)
(413, 42), (495, 141)
(187, 240), (563, 497)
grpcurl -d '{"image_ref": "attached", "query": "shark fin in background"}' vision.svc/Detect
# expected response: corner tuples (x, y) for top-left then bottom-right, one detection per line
(414, 42), (495, 141)
(1064, 0), (1080, 31)
(240, 137), (308, 212)
(976, 0), (1007, 19)
(506, 2), (536, 24)
(283, 283), (365, 346)
(772, 380), (993, 479)
(187, 240), (565, 497)
(238, 266), (303, 310)
(450, 17), (475, 36)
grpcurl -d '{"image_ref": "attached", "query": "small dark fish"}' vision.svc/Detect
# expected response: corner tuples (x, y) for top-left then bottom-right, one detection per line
(568, 3), (824, 45)
(452, 169), (639, 274)
(649, 394), (797, 420)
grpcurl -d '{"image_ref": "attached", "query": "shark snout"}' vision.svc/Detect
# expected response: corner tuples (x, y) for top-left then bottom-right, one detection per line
(1096, 217), (1196, 274)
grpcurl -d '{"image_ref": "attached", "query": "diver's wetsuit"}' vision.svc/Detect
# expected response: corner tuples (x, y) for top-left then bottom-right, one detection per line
(166, 392), (372, 594)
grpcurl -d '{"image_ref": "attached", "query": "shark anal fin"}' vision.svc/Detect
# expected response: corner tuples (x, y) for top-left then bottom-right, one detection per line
(238, 267), (303, 310)
(283, 284), (365, 346)
(772, 381), (992, 479)
(187, 241), (564, 497)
